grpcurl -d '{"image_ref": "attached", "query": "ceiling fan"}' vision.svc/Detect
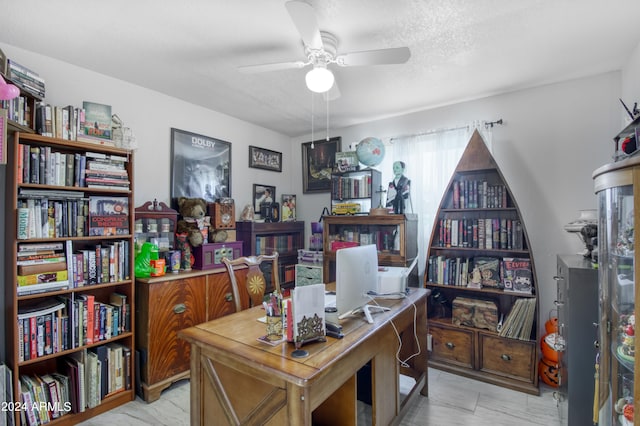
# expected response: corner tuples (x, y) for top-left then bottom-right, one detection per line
(238, 0), (411, 100)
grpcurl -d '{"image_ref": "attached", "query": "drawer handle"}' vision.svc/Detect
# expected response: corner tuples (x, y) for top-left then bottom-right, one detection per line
(173, 303), (186, 314)
(225, 293), (233, 302)
(445, 342), (455, 349)
(552, 276), (561, 281)
(501, 354), (511, 361)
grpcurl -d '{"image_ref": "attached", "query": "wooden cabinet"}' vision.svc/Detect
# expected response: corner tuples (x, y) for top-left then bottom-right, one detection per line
(592, 156), (640, 425)
(322, 214), (418, 285)
(331, 168), (382, 214)
(554, 254), (598, 426)
(425, 130), (539, 395)
(135, 268), (237, 402)
(235, 221), (304, 289)
(4, 131), (136, 424)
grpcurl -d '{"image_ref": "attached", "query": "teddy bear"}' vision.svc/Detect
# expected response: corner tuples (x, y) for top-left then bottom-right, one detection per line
(176, 197), (211, 248)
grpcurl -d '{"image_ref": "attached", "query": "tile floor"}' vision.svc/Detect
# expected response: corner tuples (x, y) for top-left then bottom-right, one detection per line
(79, 369), (563, 425)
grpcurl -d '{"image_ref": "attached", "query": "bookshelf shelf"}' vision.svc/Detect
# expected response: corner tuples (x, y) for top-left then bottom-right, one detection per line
(425, 130), (539, 395)
(5, 130), (136, 425)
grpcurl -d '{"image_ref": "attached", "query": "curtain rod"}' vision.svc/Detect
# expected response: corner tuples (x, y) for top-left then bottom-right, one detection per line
(388, 119), (503, 142)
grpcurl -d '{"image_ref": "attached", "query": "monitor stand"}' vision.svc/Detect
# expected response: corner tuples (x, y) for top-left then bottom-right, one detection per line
(339, 305), (391, 324)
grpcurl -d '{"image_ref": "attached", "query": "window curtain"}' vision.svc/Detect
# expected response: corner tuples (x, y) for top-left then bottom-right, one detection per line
(380, 123), (493, 279)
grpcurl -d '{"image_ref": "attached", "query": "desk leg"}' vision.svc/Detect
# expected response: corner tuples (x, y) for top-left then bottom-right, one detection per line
(190, 344), (202, 426)
(287, 384), (311, 426)
(372, 330), (399, 425)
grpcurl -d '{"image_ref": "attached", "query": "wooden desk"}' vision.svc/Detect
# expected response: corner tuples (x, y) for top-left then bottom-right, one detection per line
(178, 288), (428, 426)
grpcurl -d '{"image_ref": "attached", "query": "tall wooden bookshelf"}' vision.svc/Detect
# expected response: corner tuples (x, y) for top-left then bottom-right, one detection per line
(4, 131), (135, 425)
(424, 130), (539, 395)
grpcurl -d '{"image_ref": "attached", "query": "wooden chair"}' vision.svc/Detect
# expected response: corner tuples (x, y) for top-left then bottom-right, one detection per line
(222, 252), (280, 312)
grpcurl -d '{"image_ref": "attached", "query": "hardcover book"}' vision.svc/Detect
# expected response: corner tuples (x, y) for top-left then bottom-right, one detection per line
(502, 257), (533, 294)
(473, 256), (501, 288)
(78, 101), (113, 145)
(88, 196), (129, 236)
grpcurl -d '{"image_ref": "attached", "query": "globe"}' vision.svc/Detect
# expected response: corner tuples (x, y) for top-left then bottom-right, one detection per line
(356, 137), (385, 167)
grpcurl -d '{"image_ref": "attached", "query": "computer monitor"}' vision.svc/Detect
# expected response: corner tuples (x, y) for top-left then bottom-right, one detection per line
(334, 244), (390, 323)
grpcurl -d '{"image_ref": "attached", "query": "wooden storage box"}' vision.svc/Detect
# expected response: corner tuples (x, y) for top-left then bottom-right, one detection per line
(193, 241), (243, 270)
(452, 297), (499, 332)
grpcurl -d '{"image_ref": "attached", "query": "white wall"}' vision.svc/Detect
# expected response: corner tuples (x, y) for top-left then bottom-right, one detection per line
(0, 43), (297, 212)
(293, 72), (621, 337)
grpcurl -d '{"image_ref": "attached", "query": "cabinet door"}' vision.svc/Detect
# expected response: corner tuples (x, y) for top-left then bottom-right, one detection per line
(147, 276), (206, 383)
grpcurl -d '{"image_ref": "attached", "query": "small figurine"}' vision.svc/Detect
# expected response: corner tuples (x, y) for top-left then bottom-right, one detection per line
(386, 161), (411, 214)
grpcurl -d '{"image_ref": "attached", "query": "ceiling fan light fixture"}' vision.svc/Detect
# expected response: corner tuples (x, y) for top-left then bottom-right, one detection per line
(305, 65), (334, 93)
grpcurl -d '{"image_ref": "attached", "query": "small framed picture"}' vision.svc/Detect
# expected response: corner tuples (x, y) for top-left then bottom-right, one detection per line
(281, 194), (296, 221)
(335, 151), (359, 172)
(253, 184), (276, 213)
(249, 146), (282, 172)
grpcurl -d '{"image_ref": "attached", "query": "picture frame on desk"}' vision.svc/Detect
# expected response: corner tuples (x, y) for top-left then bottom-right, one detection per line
(170, 128), (231, 209)
(249, 145), (282, 172)
(302, 136), (341, 193)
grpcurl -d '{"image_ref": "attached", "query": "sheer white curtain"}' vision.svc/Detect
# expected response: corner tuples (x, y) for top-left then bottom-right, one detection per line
(380, 124), (493, 279)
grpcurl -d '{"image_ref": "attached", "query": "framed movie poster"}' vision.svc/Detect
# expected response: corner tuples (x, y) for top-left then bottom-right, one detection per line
(302, 136), (341, 193)
(170, 128), (231, 208)
(249, 145), (282, 172)
(253, 184), (276, 213)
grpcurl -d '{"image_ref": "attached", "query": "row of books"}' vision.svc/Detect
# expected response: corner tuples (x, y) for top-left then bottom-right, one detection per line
(451, 179), (508, 209)
(34, 101), (113, 146)
(435, 217), (524, 250)
(427, 255), (533, 294)
(16, 240), (131, 296)
(18, 344), (131, 425)
(1, 94), (32, 127)
(255, 235), (297, 255)
(328, 229), (398, 252)
(331, 174), (373, 200)
(0, 364), (13, 426)
(17, 293), (130, 362)
(17, 144), (129, 188)
(498, 297), (537, 340)
(5, 58), (45, 99)
(17, 194), (130, 241)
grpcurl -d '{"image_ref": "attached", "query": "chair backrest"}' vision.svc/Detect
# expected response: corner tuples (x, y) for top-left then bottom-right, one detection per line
(222, 252), (280, 312)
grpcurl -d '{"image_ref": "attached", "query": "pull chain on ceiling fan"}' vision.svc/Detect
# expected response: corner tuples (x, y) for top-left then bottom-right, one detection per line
(238, 0), (411, 98)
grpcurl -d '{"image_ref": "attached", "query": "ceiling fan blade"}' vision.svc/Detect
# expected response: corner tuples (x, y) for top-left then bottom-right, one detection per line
(285, 0), (323, 50)
(323, 81), (341, 101)
(238, 61), (306, 74)
(335, 46), (411, 67)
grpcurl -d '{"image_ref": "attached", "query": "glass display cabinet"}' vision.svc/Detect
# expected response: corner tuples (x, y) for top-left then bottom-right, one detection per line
(134, 199), (178, 253)
(593, 156), (639, 426)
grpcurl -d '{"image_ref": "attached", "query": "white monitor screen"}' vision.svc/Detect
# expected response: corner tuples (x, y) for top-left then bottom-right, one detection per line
(335, 244), (379, 319)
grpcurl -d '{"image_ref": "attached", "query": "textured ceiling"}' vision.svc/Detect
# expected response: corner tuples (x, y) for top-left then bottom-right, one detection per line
(2, 0), (640, 137)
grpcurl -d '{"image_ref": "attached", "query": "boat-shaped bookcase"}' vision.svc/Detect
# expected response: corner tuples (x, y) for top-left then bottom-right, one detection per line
(424, 129), (539, 395)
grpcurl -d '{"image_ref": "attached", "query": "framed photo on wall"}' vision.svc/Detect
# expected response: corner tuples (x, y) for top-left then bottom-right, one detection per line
(253, 184), (276, 213)
(249, 145), (282, 172)
(281, 194), (296, 221)
(170, 128), (231, 208)
(302, 136), (341, 193)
